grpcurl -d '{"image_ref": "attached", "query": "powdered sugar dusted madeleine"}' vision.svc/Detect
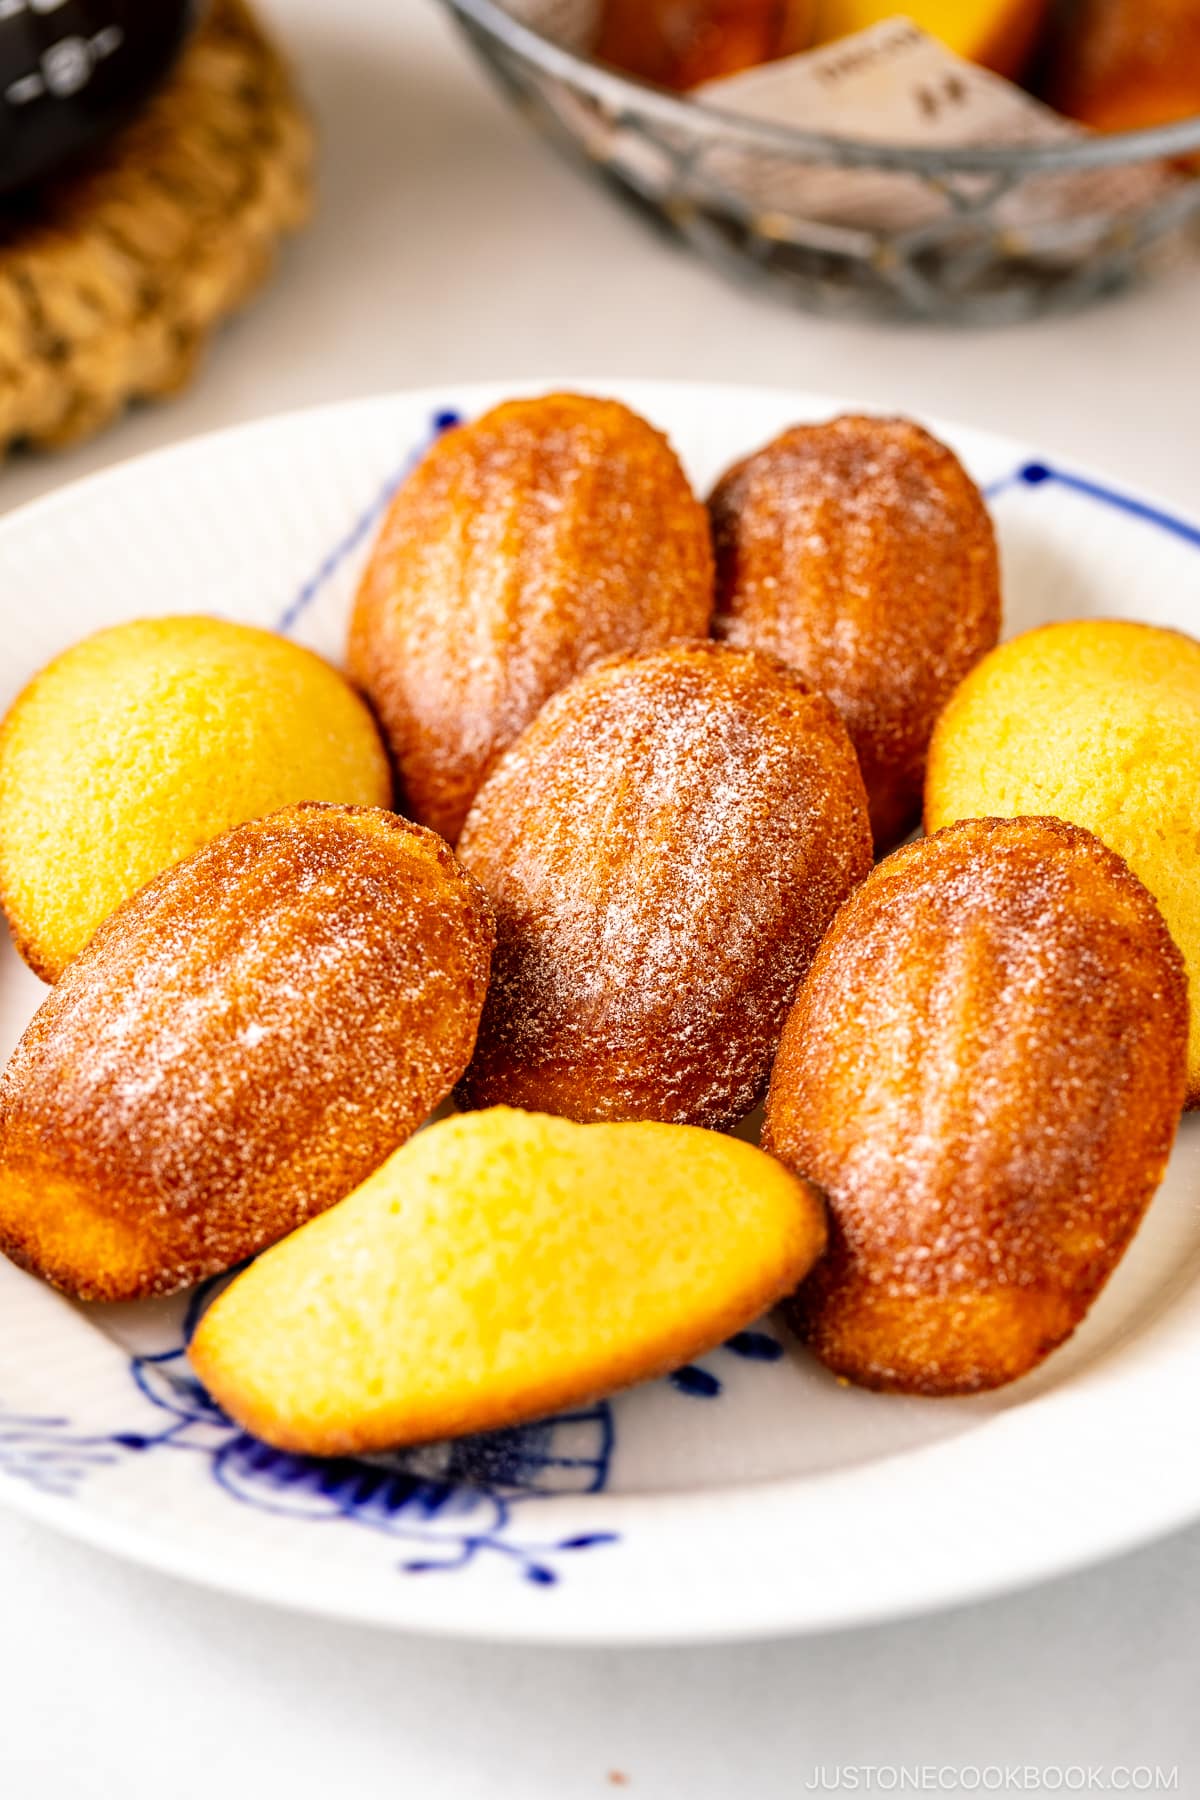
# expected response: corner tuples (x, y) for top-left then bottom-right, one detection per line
(0, 804), (494, 1303)
(348, 393), (715, 843)
(458, 642), (872, 1128)
(710, 416), (1000, 851)
(764, 817), (1188, 1396)
(926, 619), (1200, 1107)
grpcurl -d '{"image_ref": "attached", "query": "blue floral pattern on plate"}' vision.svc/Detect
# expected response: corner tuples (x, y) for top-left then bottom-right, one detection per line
(0, 1271), (785, 1586)
(0, 1279), (620, 1585)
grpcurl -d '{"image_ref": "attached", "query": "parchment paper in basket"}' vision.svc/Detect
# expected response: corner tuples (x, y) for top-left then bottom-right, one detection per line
(499, 7), (1179, 257)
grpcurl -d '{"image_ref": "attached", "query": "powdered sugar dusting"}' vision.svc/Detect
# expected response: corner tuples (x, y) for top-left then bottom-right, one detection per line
(350, 393), (715, 843)
(766, 816), (1189, 1394)
(0, 804), (494, 1300)
(710, 415), (1000, 848)
(458, 642), (872, 1128)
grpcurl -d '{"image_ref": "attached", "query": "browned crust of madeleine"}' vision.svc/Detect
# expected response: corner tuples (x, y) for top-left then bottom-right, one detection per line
(348, 393), (715, 845)
(595, 0), (812, 90)
(710, 415), (1000, 853)
(763, 815), (1189, 1395)
(457, 640), (872, 1129)
(1044, 0), (1200, 131)
(0, 803), (494, 1302)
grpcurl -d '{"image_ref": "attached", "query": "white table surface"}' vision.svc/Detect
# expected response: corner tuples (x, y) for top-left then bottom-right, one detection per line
(3, 3), (1200, 1793)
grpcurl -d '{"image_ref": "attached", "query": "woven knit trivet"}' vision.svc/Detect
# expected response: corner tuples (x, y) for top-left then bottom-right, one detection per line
(0, 0), (314, 454)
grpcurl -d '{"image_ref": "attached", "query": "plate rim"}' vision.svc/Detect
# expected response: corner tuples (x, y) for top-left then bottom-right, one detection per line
(1, 376), (1198, 1646)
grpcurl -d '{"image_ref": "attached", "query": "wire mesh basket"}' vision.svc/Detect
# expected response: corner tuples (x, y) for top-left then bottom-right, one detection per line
(441, 0), (1200, 325)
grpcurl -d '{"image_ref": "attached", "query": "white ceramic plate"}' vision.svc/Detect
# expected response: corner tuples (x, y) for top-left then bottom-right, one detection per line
(1, 381), (1198, 1646)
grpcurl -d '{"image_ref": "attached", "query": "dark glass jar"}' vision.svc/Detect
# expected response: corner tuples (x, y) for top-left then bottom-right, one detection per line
(0, 0), (199, 196)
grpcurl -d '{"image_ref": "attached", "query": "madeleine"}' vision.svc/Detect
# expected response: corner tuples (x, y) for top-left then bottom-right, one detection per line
(191, 1107), (828, 1456)
(0, 805), (493, 1302)
(0, 615), (390, 982)
(710, 414), (999, 851)
(765, 817), (1188, 1395)
(349, 392), (714, 843)
(458, 642), (872, 1129)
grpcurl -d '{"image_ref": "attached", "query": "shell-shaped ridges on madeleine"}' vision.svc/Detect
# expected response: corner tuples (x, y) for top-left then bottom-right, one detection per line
(0, 803), (494, 1302)
(710, 415), (1000, 852)
(458, 641), (873, 1129)
(925, 618), (1200, 1109)
(765, 815), (1188, 1395)
(348, 393), (715, 843)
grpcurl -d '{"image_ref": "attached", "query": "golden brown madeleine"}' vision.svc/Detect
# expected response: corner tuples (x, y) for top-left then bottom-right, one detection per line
(349, 393), (714, 844)
(764, 817), (1188, 1396)
(0, 804), (494, 1303)
(458, 642), (872, 1129)
(710, 416), (1000, 853)
(595, 0), (814, 90)
(1043, 0), (1200, 131)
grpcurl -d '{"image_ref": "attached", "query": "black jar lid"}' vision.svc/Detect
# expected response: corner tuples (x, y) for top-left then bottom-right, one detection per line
(0, 0), (200, 198)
